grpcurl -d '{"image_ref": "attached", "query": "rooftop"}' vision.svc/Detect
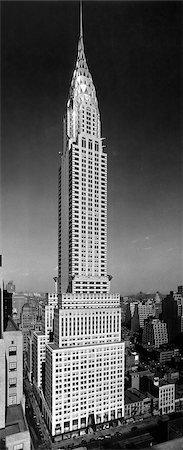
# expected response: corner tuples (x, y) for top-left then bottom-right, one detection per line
(5, 404), (27, 437)
(4, 316), (19, 332)
(125, 388), (147, 404)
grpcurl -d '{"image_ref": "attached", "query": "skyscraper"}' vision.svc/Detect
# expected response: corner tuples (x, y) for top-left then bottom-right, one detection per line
(41, 5), (125, 440)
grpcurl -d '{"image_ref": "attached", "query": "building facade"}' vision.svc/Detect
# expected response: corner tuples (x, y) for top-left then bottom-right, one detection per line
(138, 301), (155, 329)
(124, 388), (151, 420)
(162, 293), (181, 342)
(142, 318), (168, 349)
(42, 6), (125, 440)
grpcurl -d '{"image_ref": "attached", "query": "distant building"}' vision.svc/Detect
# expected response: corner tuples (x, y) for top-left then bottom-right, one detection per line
(155, 292), (161, 303)
(130, 301), (138, 318)
(138, 300), (155, 329)
(124, 303), (132, 329)
(158, 349), (173, 364)
(2, 289), (13, 332)
(6, 280), (16, 294)
(131, 304), (140, 333)
(178, 286), (183, 295)
(157, 348), (180, 364)
(12, 293), (27, 324)
(142, 318), (168, 349)
(19, 302), (37, 351)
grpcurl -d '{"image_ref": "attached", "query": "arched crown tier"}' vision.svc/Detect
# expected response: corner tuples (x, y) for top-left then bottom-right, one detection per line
(66, 7), (101, 141)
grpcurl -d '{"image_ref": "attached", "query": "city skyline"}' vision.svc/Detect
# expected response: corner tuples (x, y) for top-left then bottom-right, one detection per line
(2, 1), (182, 294)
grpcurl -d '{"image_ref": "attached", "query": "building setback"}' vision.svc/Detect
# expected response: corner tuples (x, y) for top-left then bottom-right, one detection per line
(38, 5), (125, 440)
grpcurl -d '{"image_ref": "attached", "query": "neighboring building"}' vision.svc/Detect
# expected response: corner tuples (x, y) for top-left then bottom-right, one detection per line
(162, 293), (181, 342)
(40, 6), (125, 441)
(142, 318), (168, 349)
(42, 302), (58, 341)
(5, 403), (30, 450)
(159, 382), (175, 415)
(130, 370), (153, 391)
(124, 388), (151, 420)
(26, 331), (33, 383)
(0, 287), (30, 449)
(4, 317), (23, 407)
(140, 374), (175, 415)
(46, 292), (58, 307)
(0, 337), (6, 434)
(32, 332), (47, 391)
(126, 350), (139, 371)
(32, 294), (58, 390)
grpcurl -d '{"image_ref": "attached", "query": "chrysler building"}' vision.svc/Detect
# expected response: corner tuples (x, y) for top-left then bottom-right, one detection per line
(40, 4), (125, 440)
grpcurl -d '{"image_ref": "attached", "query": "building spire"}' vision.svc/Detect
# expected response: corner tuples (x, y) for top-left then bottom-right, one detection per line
(80, 1), (83, 39)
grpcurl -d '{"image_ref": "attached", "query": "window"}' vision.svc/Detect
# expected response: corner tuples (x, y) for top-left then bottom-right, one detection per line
(9, 377), (17, 388)
(9, 394), (17, 405)
(14, 445), (24, 450)
(9, 346), (16, 356)
(9, 362), (17, 371)
(82, 138), (86, 148)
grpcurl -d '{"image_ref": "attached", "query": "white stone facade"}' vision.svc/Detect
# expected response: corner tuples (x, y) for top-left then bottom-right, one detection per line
(44, 342), (124, 437)
(43, 6), (125, 440)
(32, 332), (47, 388)
(159, 383), (175, 415)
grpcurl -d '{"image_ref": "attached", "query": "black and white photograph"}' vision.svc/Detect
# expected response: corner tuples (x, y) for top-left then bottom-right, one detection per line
(1, 1), (182, 449)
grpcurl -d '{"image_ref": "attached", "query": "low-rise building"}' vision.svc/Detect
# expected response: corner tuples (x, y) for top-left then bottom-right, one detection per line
(140, 374), (175, 415)
(159, 382), (175, 415)
(126, 350), (139, 371)
(124, 388), (151, 420)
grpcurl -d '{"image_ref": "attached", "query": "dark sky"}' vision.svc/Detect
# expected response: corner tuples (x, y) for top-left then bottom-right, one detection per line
(1, 1), (182, 294)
